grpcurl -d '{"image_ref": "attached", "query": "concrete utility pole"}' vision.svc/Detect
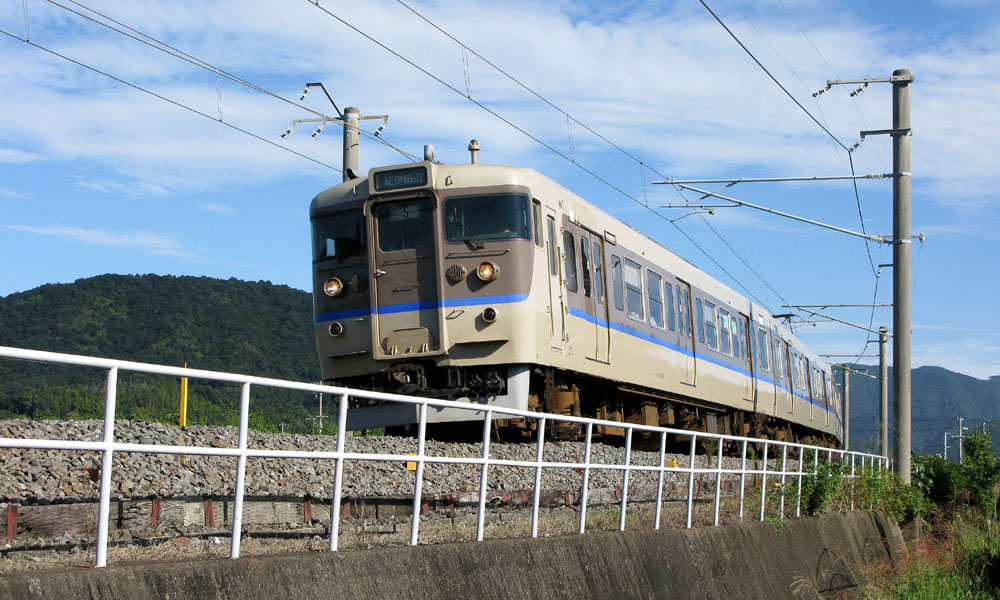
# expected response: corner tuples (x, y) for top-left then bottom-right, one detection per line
(892, 69), (913, 484)
(842, 364), (850, 451)
(342, 107), (361, 181)
(879, 326), (889, 460)
(957, 416), (967, 463)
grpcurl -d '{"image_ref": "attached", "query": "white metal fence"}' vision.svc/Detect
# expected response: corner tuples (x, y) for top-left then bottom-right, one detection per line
(0, 345), (887, 568)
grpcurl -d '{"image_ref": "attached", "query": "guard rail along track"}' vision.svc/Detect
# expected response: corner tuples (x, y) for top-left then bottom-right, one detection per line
(0, 345), (886, 568)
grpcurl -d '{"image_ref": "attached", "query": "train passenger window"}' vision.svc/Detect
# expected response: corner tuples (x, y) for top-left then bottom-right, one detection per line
(757, 328), (769, 371)
(375, 202), (434, 251)
(580, 239), (592, 298)
(546, 216), (557, 276)
(703, 301), (718, 350)
(593, 242), (604, 303)
(624, 259), (644, 321)
(734, 318), (742, 359)
(611, 255), (624, 311)
(444, 193), (531, 243)
(647, 270), (664, 329)
(532, 200), (543, 248)
(664, 282), (676, 331)
(773, 338), (783, 378)
(718, 309), (732, 355)
(313, 210), (366, 263)
(696, 299), (705, 343)
(563, 231), (578, 292)
(678, 287), (689, 336)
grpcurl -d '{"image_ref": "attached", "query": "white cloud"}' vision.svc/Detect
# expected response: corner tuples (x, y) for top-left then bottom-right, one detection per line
(7, 224), (203, 261)
(0, 148), (42, 163)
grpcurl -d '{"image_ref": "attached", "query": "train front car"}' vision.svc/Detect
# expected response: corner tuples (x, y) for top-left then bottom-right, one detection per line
(310, 160), (537, 430)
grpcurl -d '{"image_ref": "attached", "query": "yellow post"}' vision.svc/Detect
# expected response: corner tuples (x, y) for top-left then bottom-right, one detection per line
(179, 362), (188, 427)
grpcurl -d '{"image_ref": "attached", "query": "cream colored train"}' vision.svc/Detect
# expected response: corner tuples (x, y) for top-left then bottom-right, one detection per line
(310, 147), (843, 445)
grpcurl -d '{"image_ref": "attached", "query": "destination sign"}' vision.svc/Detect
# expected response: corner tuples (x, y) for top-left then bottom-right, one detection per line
(373, 166), (428, 191)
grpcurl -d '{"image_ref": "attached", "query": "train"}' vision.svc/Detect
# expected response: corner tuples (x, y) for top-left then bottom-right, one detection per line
(310, 142), (843, 446)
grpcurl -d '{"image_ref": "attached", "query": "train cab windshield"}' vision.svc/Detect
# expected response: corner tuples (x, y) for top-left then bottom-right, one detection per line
(313, 210), (366, 263)
(444, 193), (531, 245)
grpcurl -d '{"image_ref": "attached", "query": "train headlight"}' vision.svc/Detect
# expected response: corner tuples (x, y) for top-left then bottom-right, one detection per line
(323, 277), (344, 297)
(476, 262), (498, 282)
(481, 307), (498, 323)
(328, 322), (344, 337)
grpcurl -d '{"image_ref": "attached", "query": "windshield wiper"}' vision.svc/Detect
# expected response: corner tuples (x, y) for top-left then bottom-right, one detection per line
(459, 220), (485, 250)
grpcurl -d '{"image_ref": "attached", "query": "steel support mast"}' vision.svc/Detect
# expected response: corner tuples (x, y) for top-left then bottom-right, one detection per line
(892, 70), (913, 483)
(879, 326), (889, 460)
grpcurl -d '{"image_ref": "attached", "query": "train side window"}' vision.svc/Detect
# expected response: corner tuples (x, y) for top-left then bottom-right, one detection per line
(703, 301), (718, 350)
(611, 255), (624, 311)
(718, 309), (732, 355)
(696, 299), (705, 343)
(773, 338), (782, 378)
(546, 216), (557, 276)
(679, 287), (689, 336)
(562, 231), (578, 292)
(734, 317), (742, 359)
(580, 238), (592, 298)
(757, 327), (769, 371)
(647, 270), (664, 329)
(624, 259), (644, 321)
(664, 281), (676, 331)
(532, 200), (543, 248)
(593, 242), (604, 303)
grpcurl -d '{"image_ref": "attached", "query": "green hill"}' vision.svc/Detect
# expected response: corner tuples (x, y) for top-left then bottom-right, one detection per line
(843, 364), (1000, 457)
(0, 274), (322, 432)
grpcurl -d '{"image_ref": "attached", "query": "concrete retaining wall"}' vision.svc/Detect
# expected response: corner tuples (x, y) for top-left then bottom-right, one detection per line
(0, 511), (904, 600)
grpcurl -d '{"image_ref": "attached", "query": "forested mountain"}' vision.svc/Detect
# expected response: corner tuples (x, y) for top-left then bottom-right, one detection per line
(1, 274), (997, 451)
(843, 364), (1000, 458)
(0, 274), (322, 432)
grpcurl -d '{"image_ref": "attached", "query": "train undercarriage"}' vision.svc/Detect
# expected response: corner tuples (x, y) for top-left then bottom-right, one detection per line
(332, 361), (838, 450)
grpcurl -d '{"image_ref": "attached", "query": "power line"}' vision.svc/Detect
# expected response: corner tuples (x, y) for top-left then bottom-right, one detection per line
(44, 0), (417, 163)
(697, 0), (849, 152)
(0, 28), (343, 174)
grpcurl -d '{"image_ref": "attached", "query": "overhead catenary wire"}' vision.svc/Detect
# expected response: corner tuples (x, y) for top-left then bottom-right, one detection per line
(44, 0), (418, 163)
(0, 28), (343, 174)
(697, 0), (849, 153)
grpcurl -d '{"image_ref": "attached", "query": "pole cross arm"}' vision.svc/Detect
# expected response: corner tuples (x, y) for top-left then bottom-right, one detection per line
(668, 185), (889, 244)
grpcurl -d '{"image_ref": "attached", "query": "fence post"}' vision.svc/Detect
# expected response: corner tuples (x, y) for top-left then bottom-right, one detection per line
(95, 366), (118, 568)
(654, 431), (667, 530)
(229, 382), (251, 559)
(685, 435), (697, 529)
(578, 423), (593, 534)
(713, 438), (723, 526)
(619, 427), (633, 531)
(329, 393), (349, 551)
(778, 446), (787, 519)
(476, 410), (493, 542)
(739, 439), (748, 521)
(759, 443), (769, 522)
(408, 402), (428, 546)
(531, 418), (546, 538)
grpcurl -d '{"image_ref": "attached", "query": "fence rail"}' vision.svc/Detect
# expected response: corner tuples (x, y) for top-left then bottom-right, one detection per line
(0, 345), (887, 567)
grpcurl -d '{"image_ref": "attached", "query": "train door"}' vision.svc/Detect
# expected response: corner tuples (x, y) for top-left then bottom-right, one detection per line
(739, 313), (755, 405)
(544, 209), (563, 350)
(676, 280), (697, 386)
(581, 228), (611, 363)
(369, 198), (443, 358)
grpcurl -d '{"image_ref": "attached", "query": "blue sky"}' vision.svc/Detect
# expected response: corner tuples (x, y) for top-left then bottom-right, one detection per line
(1, 0), (998, 378)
